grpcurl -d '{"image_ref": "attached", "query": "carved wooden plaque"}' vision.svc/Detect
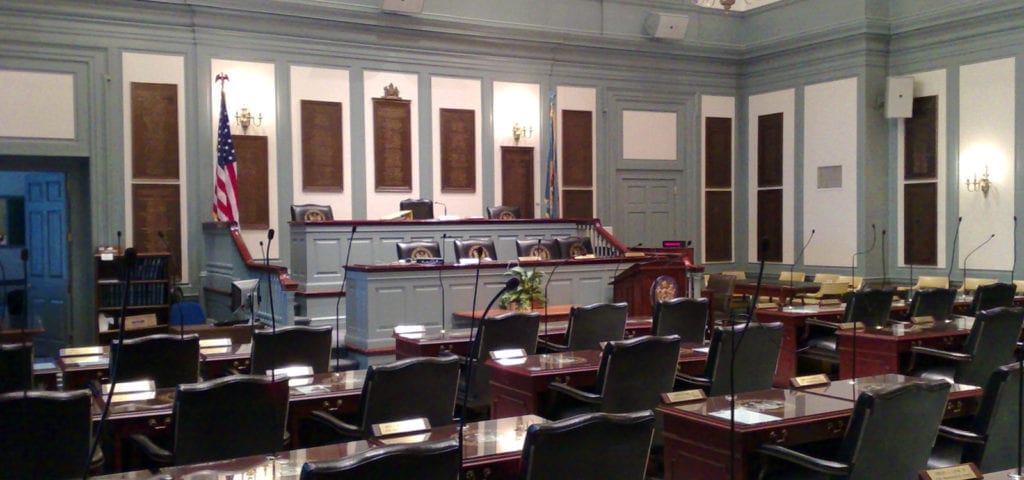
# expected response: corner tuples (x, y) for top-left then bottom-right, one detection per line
(904, 182), (938, 265)
(132, 184), (181, 279)
(501, 146), (535, 218)
(705, 117), (732, 189)
(905, 95), (937, 180)
(233, 135), (269, 230)
(758, 113), (783, 188)
(301, 100), (343, 192)
(705, 190), (732, 262)
(440, 108), (476, 192)
(562, 110), (593, 188)
(562, 189), (593, 219)
(372, 97), (412, 192)
(131, 82), (179, 180)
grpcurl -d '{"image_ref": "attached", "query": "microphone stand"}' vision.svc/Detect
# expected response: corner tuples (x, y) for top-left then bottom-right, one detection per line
(881, 229), (887, 287)
(264, 230), (276, 381)
(542, 254), (569, 342)
(850, 224), (877, 383)
(438, 233), (447, 335)
(962, 234), (995, 294)
(334, 226), (357, 371)
(948, 217), (962, 280)
(1012, 216), (1018, 286)
(729, 238), (768, 480)
(791, 230), (815, 298)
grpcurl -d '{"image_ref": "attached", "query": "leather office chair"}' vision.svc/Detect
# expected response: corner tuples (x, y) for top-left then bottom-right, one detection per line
(399, 198), (434, 220)
(111, 333), (200, 388)
(486, 205), (521, 220)
(302, 356), (460, 444)
(968, 282), (1016, 316)
(251, 325), (333, 375)
(547, 335), (681, 418)
(0, 389), (103, 478)
(800, 288), (895, 364)
(914, 275), (950, 289)
(462, 312), (541, 412)
(555, 236), (593, 258)
(757, 381), (951, 480)
(291, 204), (334, 222)
(907, 306), (1024, 387)
(515, 238), (561, 260)
(0, 343), (32, 393)
(651, 297), (709, 344)
(169, 300), (206, 327)
(519, 410), (656, 480)
(453, 238), (497, 262)
(778, 271), (805, 282)
(130, 375), (289, 466)
(961, 277), (998, 294)
(537, 302), (628, 352)
(796, 281), (848, 305)
(928, 363), (1022, 472)
(904, 287), (957, 322)
(395, 240), (441, 261)
(300, 439), (460, 480)
(705, 273), (738, 325)
(677, 322), (783, 396)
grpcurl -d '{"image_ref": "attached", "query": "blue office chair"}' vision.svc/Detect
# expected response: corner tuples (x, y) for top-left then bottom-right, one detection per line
(169, 301), (206, 327)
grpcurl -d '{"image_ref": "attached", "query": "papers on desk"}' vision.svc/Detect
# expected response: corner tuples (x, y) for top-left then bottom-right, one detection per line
(709, 408), (781, 425)
(692, 347), (710, 354)
(293, 384), (330, 395)
(33, 361), (56, 370)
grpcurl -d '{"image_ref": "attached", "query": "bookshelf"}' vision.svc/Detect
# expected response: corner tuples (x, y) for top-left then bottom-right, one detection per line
(95, 252), (172, 343)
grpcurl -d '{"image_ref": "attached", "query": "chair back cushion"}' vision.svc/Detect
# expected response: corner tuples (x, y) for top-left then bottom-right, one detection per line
(840, 381), (950, 480)
(396, 241), (441, 261)
(0, 390), (92, 479)
(843, 288), (895, 329)
(519, 411), (655, 480)
(453, 238), (497, 262)
(111, 334), (200, 388)
(465, 312), (541, 407)
(291, 204), (334, 222)
(173, 375), (289, 465)
(705, 274), (737, 318)
(956, 306), (1024, 386)
(652, 297), (709, 343)
(169, 301), (207, 327)
(251, 325), (333, 374)
(300, 439), (460, 480)
(0, 343), (32, 393)
(515, 238), (561, 260)
(906, 288), (957, 322)
(965, 363), (1022, 471)
(359, 356), (460, 435)
(706, 322), (783, 396)
(565, 302), (628, 351)
(969, 282), (1016, 316)
(399, 199), (434, 220)
(596, 335), (681, 413)
(486, 205), (521, 219)
(555, 236), (593, 258)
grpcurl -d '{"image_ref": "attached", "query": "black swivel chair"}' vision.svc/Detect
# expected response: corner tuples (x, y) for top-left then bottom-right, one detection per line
(555, 236), (593, 258)
(300, 439), (460, 480)
(904, 287), (957, 322)
(453, 238), (497, 262)
(676, 322), (783, 396)
(757, 381), (951, 480)
(462, 312), (541, 413)
(908, 306), (1024, 387)
(395, 240), (441, 261)
(130, 375), (289, 466)
(969, 282), (1016, 316)
(800, 288), (895, 365)
(110, 333), (200, 388)
(291, 204), (334, 222)
(516, 239), (561, 260)
(519, 410), (656, 480)
(486, 205), (521, 220)
(928, 363), (1023, 472)
(0, 343), (32, 393)
(302, 356), (460, 444)
(251, 325), (333, 375)
(537, 302), (628, 352)
(652, 297), (710, 344)
(0, 390), (103, 478)
(400, 198), (434, 220)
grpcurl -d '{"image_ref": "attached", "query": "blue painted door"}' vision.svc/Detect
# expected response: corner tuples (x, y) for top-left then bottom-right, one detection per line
(25, 172), (68, 357)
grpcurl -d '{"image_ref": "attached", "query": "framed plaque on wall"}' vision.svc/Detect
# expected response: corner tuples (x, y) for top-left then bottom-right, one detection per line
(372, 95), (412, 192)
(440, 108), (475, 192)
(300, 100), (343, 192)
(131, 82), (179, 180)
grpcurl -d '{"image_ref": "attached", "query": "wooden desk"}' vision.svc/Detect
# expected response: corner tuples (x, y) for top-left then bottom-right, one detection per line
(452, 304), (574, 324)
(0, 327), (43, 343)
(95, 414), (546, 480)
(734, 279), (820, 306)
(57, 343), (254, 390)
(835, 321), (969, 379)
(393, 318), (653, 359)
(754, 304), (848, 386)
(800, 374), (982, 419)
(486, 347), (707, 419)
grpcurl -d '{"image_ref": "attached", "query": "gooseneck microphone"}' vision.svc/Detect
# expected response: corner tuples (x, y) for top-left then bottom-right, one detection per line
(729, 237), (768, 480)
(458, 277), (520, 479)
(1013, 216), (1018, 285)
(948, 217), (962, 280)
(334, 225), (357, 372)
(791, 229), (815, 289)
(962, 233), (995, 290)
(116, 230), (122, 254)
(881, 229), (887, 287)
(438, 233), (448, 335)
(542, 252), (570, 340)
(850, 224), (877, 286)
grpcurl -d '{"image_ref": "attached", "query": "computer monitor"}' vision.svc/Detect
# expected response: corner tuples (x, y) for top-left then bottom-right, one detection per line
(230, 279), (259, 322)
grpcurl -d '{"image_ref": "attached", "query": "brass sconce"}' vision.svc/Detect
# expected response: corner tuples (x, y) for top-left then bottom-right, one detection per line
(965, 165), (990, 196)
(235, 107), (262, 133)
(512, 122), (533, 145)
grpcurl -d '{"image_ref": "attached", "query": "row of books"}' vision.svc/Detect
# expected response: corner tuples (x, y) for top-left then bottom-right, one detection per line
(126, 257), (168, 281)
(98, 283), (168, 308)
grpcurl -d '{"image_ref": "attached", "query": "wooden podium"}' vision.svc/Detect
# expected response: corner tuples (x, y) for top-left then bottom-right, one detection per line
(611, 259), (693, 318)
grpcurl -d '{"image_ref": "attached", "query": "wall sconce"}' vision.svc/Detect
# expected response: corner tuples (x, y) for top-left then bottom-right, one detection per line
(965, 165), (990, 196)
(512, 122), (533, 145)
(235, 107), (262, 133)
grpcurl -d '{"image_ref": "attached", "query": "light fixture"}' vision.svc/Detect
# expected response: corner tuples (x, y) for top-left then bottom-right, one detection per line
(965, 165), (990, 196)
(693, 0), (736, 10)
(235, 107), (262, 133)
(512, 122), (533, 145)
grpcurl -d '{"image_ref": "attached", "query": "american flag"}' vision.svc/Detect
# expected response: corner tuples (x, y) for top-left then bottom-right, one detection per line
(542, 92), (559, 218)
(213, 88), (240, 223)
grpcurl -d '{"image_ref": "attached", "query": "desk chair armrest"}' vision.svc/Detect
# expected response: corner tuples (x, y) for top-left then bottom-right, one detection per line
(757, 444), (851, 477)
(536, 338), (568, 353)
(129, 433), (173, 464)
(308, 410), (364, 439)
(909, 346), (972, 362)
(674, 372), (711, 388)
(548, 381), (601, 404)
(937, 425), (987, 445)
(804, 318), (840, 330)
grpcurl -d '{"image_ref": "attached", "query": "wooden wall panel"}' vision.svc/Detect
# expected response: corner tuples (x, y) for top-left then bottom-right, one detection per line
(130, 82), (179, 180)
(562, 189), (593, 219)
(904, 182), (938, 265)
(132, 184), (181, 279)
(704, 190), (732, 262)
(561, 110), (593, 188)
(233, 135), (269, 230)
(757, 189), (783, 262)
(440, 108), (476, 192)
(757, 113), (783, 188)
(905, 96), (938, 180)
(372, 98), (412, 192)
(301, 100), (343, 192)
(705, 117), (732, 189)
(500, 146), (535, 218)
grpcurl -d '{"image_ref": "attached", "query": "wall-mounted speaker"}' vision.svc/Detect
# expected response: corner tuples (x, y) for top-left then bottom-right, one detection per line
(382, 0), (423, 14)
(885, 76), (914, 118)
(644, 13), (689, 40)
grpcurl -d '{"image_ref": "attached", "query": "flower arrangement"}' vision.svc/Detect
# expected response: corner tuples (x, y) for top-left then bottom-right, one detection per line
(499, 266), (546, 311)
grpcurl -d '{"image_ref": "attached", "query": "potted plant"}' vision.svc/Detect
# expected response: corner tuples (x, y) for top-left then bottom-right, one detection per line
(500, 266), (546, 312)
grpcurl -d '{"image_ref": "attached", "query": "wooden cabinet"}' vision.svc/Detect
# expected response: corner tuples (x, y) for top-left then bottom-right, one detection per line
(95, 252), (171, 343)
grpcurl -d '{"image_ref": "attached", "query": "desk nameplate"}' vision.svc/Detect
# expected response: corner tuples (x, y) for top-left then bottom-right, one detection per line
(372, 417), (430, 437)
(661, 389), (706, 404)
(918, 463), (982, 480)
(791, 374), (830, 388)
